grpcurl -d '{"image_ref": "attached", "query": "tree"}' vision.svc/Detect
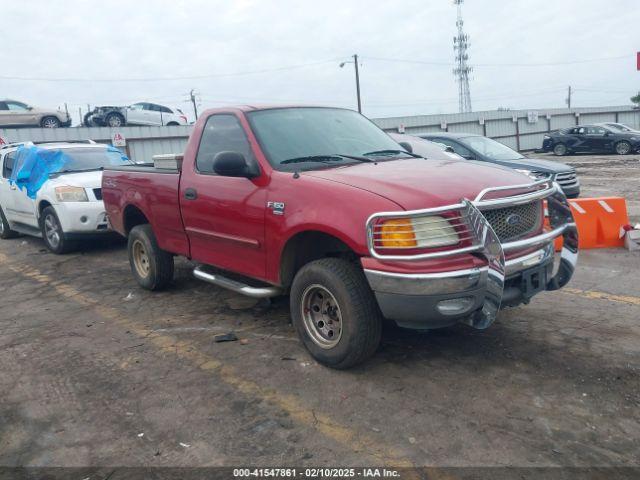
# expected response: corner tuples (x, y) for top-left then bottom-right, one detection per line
(631, 92), (640, 107)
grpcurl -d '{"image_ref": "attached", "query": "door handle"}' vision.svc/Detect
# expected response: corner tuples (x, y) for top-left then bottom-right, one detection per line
(184, 188), (197, 200)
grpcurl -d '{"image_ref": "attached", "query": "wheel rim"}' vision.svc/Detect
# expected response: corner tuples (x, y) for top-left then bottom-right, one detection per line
(0, 217), (4, 235)
(301, 284), (343, 349)
(132, 239), (150, 278)
(617, 143), (630, 154)
(109, 116), (122, 127)
(555, 144), (566, 155)
(43, 118), (58, 128)
(44, 214), (61, 248)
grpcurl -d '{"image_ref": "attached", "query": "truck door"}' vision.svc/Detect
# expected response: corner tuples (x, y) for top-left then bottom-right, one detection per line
(0, 151), (16, 217)
(180, 113), (267, 280)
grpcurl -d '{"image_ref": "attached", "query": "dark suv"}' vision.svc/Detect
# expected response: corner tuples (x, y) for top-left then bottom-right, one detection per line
(420, 133), (580, 198)
(541, 124), (640, 156)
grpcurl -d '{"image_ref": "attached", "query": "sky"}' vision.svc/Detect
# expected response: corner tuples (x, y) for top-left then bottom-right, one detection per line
(1, 0), (638, 124)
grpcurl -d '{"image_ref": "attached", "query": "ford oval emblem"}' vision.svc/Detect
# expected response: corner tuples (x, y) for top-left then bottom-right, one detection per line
(506, 214), (522, 226)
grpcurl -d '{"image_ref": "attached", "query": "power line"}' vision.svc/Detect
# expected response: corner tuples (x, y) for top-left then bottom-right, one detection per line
(0, 58), (343, 83)
(362, 53), (633, 68)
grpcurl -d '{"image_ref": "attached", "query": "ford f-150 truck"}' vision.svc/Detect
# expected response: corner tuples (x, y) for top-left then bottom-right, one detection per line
(102, 106), (578, 369)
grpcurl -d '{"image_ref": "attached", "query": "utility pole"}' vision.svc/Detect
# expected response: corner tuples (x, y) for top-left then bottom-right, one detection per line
(340, 54), (362, 113)
(190, 89), (199, 120)
(566, 85), (572, 109)
(453, 0), (472, 113)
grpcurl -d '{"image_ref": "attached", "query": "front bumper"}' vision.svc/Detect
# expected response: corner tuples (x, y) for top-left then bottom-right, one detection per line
(364, 181), (578, 330)
(53, 201), (111, 235)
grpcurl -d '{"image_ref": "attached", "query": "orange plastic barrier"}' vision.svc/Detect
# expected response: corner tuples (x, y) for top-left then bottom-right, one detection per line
(550, 197), (629, 250)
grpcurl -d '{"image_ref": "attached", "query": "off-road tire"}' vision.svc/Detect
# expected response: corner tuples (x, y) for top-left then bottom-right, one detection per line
(128, 224), (174, 291)
(290, 258), (382, 369)
(40, 206), (75, 254)
(105, 112), (125, 128)
(0, 206), (19, 239)
(615, 140), (631, 155)
(553, 143), (568, 156)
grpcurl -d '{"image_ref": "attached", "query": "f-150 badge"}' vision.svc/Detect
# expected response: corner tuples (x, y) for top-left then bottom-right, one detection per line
(267, 201), (285, 215)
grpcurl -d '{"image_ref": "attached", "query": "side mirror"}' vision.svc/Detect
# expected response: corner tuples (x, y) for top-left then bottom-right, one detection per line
(463, 155), (475, 160)
(27, 106), (33, 111)
(444, 146), (455, 153)
(398, 141), (413, 153)
(213, 151), (258, 178)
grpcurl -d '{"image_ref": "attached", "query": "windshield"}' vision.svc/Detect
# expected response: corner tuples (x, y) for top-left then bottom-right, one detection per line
(247, 107), (414, 171)
(462, 136), (524, 161)
(53, 147), (130, 173)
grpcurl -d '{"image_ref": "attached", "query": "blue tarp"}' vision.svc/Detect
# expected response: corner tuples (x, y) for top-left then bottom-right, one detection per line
(9, 146), (68, 199)
(8, 145), (130, 199)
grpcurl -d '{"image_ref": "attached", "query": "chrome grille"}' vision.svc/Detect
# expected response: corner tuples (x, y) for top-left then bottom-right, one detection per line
(555, 170), (578, 187)
(483, 201), (542, 242)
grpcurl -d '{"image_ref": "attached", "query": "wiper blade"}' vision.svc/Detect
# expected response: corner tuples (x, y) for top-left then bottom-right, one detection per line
(363, 149), (420, 158)
(281, 154), (373, 165)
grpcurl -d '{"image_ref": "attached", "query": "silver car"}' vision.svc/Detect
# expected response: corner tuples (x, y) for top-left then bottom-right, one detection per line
(0, 99), (71, 128)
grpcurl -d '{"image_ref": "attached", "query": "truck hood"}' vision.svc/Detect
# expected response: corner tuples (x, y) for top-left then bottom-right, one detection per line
(303, 158), (534, 210)
(487, 156), (573, 174)
(46, 170), (103, 190)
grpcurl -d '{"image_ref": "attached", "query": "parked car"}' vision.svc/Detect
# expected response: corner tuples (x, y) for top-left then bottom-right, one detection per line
(0, 99), (71, 128)
(388, 132), (465, 161)
(0, 141), (131, 253)
(102, 106), (578, 369)
(84, 102), (188, 127)
(541, 124), (640, 156)
(420, 132), (580, 198)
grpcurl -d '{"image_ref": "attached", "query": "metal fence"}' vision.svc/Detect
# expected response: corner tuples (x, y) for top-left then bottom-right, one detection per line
(0, 125), (191, 163)
(371, 105), (640, 151)
(2, 105), (639, 159)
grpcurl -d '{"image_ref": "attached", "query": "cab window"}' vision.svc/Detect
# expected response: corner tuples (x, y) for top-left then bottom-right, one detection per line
(196, 114), (255, 174)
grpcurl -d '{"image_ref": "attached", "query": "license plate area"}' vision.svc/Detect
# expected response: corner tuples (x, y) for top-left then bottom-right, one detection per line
(521, 264), (547, 298)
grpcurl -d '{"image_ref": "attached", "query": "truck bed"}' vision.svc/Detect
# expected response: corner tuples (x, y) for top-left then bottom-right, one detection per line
(102, 164), (190, 257)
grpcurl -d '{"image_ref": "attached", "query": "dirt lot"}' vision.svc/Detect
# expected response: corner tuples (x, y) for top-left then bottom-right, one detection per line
(0, 153), (638, 476)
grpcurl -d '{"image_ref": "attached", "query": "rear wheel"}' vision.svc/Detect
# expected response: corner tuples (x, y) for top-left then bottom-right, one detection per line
(0, 206), (19, 239)
(41, 116), (60, 128)
(128, 224), (174, 290)
(290, 258), (382, 369)
(553, 143), (568, 156)
(615, 140), (631, 155)
(41, 206), (74, 254)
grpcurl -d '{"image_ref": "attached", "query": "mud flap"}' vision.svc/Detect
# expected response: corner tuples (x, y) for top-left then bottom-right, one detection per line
(461, 200), (505, 330)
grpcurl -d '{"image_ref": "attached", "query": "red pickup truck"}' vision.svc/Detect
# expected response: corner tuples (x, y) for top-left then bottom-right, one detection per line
(102, 106), (578, 369)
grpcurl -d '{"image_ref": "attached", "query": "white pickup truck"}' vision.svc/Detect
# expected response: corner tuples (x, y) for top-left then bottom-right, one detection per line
(0, 141), (130, 253)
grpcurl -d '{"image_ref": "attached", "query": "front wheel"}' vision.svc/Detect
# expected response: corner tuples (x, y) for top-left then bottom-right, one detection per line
(128, 224), (174, 290)
(41, 206), (74, 254)
(105, 113), (125, 128)
(615, 141), (631, 155)
(290, 258), (382, 369)
(553, 143), (568, 156)
(41, 116), (60, 128)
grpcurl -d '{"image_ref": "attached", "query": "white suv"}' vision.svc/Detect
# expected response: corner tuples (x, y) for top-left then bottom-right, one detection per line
(0, 141), (131, 253)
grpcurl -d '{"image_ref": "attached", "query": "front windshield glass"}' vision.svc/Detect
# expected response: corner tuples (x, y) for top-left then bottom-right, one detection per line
(53, 147), (130, 173)
(462, 136), (524, 161)
(247, 107), (413, 171)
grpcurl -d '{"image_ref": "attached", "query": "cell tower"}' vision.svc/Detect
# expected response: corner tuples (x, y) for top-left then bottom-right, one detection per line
(453, 0), (472, 112)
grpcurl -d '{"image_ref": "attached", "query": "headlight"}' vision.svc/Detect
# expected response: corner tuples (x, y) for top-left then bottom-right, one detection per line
(376, 216), (459, 249)
(515, 169), (548, 180)
(55, 186), (88, 202)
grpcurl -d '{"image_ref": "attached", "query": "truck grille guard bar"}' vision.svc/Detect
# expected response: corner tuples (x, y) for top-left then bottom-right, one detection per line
(365, 178), (579, 330)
